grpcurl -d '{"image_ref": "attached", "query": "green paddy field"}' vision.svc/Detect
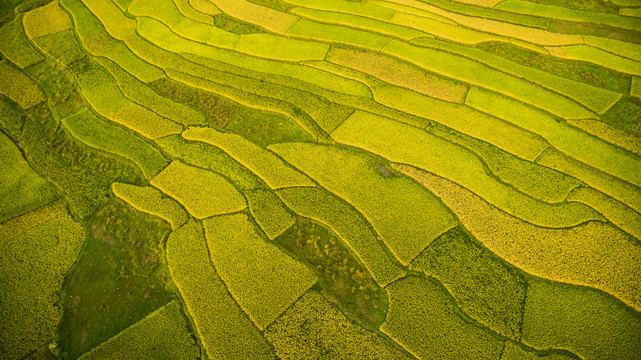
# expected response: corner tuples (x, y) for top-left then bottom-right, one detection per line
(1, 0), (640, 359)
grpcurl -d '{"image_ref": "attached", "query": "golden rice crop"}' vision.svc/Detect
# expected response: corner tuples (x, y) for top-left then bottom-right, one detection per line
(150, 160), (246, 219)
(202, 213), (317, 330)
(166, 220), (276, 359)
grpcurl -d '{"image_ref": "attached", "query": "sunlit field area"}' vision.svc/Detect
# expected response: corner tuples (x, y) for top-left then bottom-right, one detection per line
(1, 0), (640, 359)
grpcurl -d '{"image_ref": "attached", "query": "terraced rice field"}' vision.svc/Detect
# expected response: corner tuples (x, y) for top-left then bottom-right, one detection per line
(0, 0), (640, 358)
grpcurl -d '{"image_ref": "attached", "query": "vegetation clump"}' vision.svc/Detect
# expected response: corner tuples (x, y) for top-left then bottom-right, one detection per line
(58, 197), (175, 360)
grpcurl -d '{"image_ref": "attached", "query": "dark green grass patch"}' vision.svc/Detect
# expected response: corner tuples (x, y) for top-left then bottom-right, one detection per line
(25, 60), (85, 121)
(0, 0), (28, 26)
(149, 77), (315, 146)
(600, 96), (641, 136)
(476, 41), (630, 93)
(423, 0), (551, 28)
(524, 0), (618, 13)
(58, 197), (175, 360)
(19, 108), (144, 218)
(213, 13), (263, 34)
(63, 109), (169, 179)
(247, 0), (295, 12)
(274, 218), (389, 330)
(14, 0), (53, 14)
(0, 96), (25, 139)
(547, 20), (641, 44)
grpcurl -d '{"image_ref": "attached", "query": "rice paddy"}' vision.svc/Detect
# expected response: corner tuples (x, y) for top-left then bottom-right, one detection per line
(1, 0), (640, 358)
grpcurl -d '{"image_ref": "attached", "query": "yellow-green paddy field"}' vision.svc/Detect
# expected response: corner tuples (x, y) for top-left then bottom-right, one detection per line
(1, 0), (640, 359)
